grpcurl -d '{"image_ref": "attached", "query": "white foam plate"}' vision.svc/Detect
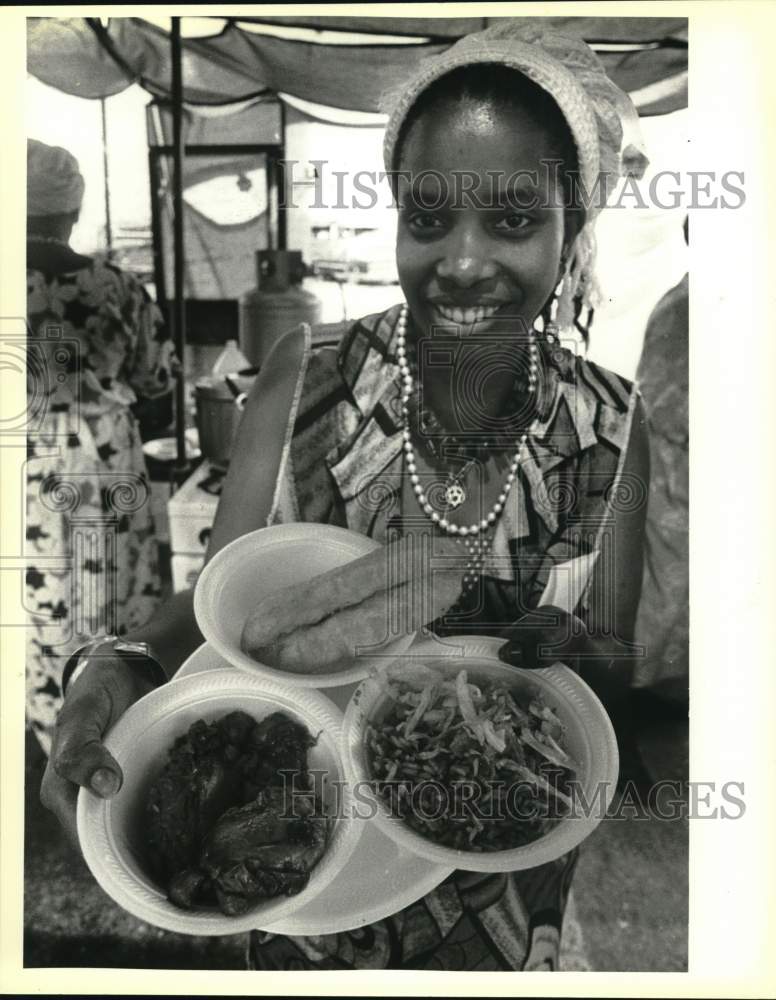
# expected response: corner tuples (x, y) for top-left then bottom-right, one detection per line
(77, 669), (359, 936)
(342, 635), (620, 872)
(194, 523), (416, 688)
(143, 428), (200, 463)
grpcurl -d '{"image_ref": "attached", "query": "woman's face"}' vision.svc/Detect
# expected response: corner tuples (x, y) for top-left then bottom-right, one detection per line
(395, 96), (570, 341)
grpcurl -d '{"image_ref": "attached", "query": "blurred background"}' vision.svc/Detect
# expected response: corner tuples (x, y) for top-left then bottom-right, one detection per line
(27, 15), (689, 380)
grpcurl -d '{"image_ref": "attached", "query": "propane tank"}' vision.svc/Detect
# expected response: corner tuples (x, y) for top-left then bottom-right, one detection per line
(239, 250), (321, 367)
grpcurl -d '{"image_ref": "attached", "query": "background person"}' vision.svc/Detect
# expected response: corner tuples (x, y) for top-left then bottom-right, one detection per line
(633, 271), (689, 705)
(26, 138), (175, 754)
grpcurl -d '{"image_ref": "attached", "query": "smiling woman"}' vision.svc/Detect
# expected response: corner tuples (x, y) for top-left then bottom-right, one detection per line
(43, 19), (652, 972)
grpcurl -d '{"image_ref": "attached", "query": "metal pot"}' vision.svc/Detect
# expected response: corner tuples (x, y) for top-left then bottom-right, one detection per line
(193, 374), (253, 467)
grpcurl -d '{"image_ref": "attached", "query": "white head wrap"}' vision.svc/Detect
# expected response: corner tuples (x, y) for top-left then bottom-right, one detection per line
(382, 20), (649, 331)
(27, 139), (85, 216)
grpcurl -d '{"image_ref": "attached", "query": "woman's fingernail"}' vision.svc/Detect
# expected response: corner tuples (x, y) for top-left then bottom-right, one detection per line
(91, 768), (120, 798)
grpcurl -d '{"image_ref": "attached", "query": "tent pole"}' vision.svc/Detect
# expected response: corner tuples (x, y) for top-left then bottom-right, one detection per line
(171, 17), (188, 485)
(100, 97), (113, 254)
(278, 100), (287, 250)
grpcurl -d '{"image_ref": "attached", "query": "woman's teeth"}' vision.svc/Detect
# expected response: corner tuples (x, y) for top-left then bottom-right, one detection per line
(432, 304), (501, 325)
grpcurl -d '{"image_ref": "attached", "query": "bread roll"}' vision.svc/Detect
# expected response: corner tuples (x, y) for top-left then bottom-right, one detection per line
(240, 533), (463, 672)
(255, 569), (464, 674)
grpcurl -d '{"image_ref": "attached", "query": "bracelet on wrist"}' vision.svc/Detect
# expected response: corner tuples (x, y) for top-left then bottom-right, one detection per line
(61, 636), (167, 696)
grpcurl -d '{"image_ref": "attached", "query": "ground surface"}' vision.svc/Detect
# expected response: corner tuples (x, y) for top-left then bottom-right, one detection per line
(572, 698), (689, 971)
(23, 690), (688, 972)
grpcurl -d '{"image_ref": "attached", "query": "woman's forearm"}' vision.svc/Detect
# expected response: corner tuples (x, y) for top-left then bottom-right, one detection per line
(124, 588), (203, 680)
(119, 328), (307, 683)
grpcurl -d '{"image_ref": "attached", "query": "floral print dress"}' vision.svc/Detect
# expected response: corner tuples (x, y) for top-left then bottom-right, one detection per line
(25, 247), (174, 754)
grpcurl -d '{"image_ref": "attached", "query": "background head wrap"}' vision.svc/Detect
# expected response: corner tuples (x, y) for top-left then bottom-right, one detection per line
(27, 138), (85, 216)
(381, 20), (649, 329)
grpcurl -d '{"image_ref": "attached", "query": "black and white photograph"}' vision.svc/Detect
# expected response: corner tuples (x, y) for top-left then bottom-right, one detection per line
(0, 4), (773, 994)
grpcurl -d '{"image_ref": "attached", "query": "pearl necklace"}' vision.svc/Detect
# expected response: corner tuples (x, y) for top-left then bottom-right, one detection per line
(396, 303), (539, 591)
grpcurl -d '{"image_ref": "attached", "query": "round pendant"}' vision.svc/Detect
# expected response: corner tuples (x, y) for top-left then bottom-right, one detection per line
(445, 483), (466, 509)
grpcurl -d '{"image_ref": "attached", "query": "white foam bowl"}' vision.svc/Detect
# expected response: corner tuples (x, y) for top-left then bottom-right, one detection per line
(342, 636), (619, 873)
(77, 669), (359, 935)
(194, 523), (416, 687)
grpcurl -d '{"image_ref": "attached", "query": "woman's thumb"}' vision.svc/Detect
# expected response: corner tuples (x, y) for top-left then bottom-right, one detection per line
(89, 766), (122, 798)
(52, 683), (125, 794)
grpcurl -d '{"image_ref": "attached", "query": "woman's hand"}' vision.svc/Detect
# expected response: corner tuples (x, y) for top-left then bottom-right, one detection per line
(497, 604), (588, 670)
(40, 653), (155, 849)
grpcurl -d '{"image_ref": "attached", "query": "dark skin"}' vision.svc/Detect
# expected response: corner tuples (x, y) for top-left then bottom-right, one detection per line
(396, 95), (569, 428)
(27, 209), (79, 242)
(41, 96), (649, 845)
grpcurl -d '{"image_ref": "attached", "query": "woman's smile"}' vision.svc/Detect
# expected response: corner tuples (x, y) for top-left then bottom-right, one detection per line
(428, 301), (505, 327)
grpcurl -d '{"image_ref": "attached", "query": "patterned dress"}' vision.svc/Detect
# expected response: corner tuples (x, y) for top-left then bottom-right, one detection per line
(25, 244), (174, 754)
(633, 276), (688, 703)
(247, 304), (640, 970)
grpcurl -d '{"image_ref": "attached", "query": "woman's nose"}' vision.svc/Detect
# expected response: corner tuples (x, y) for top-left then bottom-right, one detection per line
(435, 230), (499, 288)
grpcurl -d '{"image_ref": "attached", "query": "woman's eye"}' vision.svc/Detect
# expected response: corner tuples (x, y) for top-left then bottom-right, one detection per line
(407, 212), (445, 232)
(494, 214), (533, 233)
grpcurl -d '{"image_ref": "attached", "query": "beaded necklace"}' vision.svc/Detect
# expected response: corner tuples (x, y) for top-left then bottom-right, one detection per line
(395, 303), (540, 591)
